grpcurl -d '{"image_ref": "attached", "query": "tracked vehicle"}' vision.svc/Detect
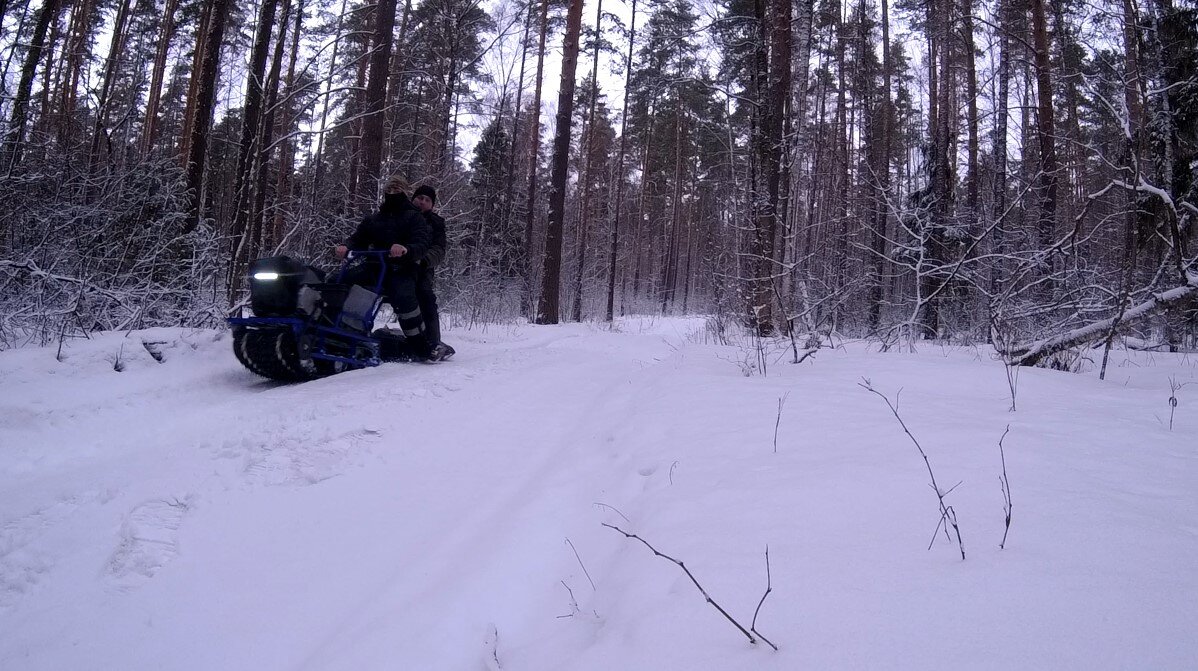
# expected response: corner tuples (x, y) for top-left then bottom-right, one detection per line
(228, 251), (413, 381)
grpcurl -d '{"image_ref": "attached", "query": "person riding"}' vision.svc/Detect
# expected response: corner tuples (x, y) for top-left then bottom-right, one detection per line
(412, 184), (453, 360)
(336, 175), (435, 359)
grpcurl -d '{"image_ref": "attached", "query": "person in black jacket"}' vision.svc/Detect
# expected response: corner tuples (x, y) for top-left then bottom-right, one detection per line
(336, 175), (434, 358)
(412, 184), (453, 359)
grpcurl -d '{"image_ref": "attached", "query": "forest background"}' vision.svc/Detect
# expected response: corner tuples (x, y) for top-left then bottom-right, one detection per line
(1, 0), (1195, 365)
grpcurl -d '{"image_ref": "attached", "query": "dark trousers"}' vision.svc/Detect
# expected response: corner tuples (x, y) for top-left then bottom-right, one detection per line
(343, 263), (428, 351)
(416, 266), (440, 344)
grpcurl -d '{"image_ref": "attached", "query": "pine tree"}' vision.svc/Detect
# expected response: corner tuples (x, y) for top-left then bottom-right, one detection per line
(535, 0), (585, 325)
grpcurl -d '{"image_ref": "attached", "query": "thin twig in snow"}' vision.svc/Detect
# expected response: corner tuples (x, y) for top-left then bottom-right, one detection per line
(602, 523), (777, 650)
(998, 425), (1013, 549)
(565, 537), (596, 591)
(750, 545), (779, 651)
(557, 581), (579, 618)
(773, 393), (789, 453)
(593, 501), (632, 523)
(859, 379), (966, 560)
(1167, 377), (1189, 432)
(927, 512), (947, 550)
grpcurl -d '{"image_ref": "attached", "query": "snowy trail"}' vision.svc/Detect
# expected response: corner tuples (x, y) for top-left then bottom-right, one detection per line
(0, 322), (696, 669)
(299, 339), (660, 669)
(2, 321), (1197, 670)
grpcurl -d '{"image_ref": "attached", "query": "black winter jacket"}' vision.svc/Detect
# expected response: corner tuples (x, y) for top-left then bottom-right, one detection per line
(346, 193), (431, 265)
(422, 210), (448, 268)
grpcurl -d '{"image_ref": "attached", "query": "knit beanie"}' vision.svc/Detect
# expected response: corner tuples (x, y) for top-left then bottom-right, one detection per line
(413, 184), (437, 204)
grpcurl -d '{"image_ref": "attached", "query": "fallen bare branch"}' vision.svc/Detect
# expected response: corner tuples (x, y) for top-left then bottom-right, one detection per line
(1002, 273), (1198, 367)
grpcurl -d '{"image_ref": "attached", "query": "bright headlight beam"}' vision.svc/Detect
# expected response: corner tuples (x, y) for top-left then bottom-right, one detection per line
(253, 272), (280, 281)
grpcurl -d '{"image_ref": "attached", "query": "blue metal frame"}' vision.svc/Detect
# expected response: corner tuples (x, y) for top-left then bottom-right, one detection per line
(228, 250), (393, 370)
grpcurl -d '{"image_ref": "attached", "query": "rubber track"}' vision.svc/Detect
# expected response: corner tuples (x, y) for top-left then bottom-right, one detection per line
(233, 328), (270, 378)
(233, 328), (315, 382)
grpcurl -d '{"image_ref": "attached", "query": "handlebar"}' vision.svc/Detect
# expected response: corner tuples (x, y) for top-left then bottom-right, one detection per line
(334, 249), (392, 286)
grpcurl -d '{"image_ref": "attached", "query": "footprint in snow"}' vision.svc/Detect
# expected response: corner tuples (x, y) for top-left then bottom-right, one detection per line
(106, 497), (191, 589)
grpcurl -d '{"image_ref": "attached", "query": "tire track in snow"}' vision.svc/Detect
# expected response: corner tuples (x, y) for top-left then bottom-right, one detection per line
(81, 331), (553, 597)
(0, 327), (607, 615)
(299, 338), (687, 669)
(240, 427), (384, 487)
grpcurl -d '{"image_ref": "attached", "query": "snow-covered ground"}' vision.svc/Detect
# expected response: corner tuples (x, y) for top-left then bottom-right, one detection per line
(1, 318), (1195, 670)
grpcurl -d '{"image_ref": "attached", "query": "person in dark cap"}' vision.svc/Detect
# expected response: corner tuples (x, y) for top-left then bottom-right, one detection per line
(336, 175), (436, 359)
(412, 184), (454, 360)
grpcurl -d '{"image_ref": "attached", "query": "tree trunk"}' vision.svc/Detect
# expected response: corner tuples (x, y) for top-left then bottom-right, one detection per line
(606, 0), (638, 321)
(357, 0), (399, 213)
(1121, 0), (1145, 161)
(631, 99), (656, 303)
(3, 0), (63, 172)
(140, 0), (179, 156)
(1005, 274), (1198, 367)
(179, 0), (212, 166)
(498, 0), (535, 275)
(1030, 0), (1059, 248)
(229, 0), (282, 283)
(990, 0), (1010, 294)
(832, 0), (848, 323)
(385, 0), (414, 168)
(571, 0), (604, 322)
(36, 2), (63, 145)
(926, 0), (937, 144)
(310, 0), (351, 206)
(772, 0), (794, 309)
(535, 0), (585, 325)
(271, 0), (305, 250)
(962, 0), (979, 223)
(521, 0), (551, 316)
(921, 0), (955, 338)
(662, 111), (684, 313)
(59, 0), (96, 146)
(1052, 2), (1084, 217)
(87, 0), (134, 186)
(183, 0), (232, 230)
(748, 0), (789, 335)
(346, 42), (369, 213)
(788, 0), (815, 293)
(1102, 0), (1150, 377)
(869, 0), (891, 329)
(437, 46), (460, 175)
(246, 0), (292, 263)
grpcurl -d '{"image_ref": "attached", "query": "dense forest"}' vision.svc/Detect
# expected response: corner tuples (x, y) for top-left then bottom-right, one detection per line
(1, 0), (1195, 363)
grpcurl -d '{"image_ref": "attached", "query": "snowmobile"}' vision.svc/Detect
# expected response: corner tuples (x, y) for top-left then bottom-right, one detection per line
(227, 251), (417, 381)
